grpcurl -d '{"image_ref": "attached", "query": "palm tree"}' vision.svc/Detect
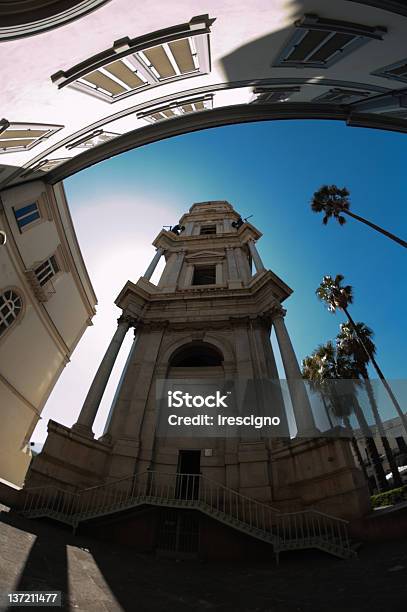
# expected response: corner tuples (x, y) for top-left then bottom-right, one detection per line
(302, 342), (387, 491)
(302, 353), (334, 429)
(316, 274), (407, 439)
(311, 185), (407, 248)
(337, 322), (403, 487)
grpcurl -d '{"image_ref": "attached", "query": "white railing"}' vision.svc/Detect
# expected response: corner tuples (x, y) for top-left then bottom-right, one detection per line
(22, 471), (353, 561)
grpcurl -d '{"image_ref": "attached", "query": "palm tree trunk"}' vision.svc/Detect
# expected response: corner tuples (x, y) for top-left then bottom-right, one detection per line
(343, 415), (374, 491)
(320, 393), (334, 429)
(344, 209), (407, 248)
(343, 307), (407, 438)
(361, 371), (403, 488)
(351, 403), (388, 492)
(365, 436), (388, 492)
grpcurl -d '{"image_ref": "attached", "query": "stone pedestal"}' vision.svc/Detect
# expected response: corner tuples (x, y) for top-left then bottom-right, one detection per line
(270, 437), (371, 520)
(26, 420), (110, 490)
(237, 441), (272, 503)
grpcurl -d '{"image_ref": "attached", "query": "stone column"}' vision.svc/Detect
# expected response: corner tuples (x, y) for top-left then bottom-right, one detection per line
(158, 251), (185, 290)
(272, 308), (318, 436)
(101, 329), (139, 439)
(234, 247), (251, 283)
(223, 218), (233, 232)
(184, 264), (194, 287)
(226, 247), (238, 280)
(248, 238), (265, 273)
(73, 315), (134, 435)
(183, 222), (194, 236)
(215, 262), (223, 285)
(167, 251), (184, 286)
(143, 247), (163, 280)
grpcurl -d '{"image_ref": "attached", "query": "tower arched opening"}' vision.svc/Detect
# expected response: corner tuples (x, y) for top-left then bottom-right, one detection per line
(169, 342), (223, 368)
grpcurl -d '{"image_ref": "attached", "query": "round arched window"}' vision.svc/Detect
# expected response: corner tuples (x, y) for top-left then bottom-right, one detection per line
(0, 290), (23, 337)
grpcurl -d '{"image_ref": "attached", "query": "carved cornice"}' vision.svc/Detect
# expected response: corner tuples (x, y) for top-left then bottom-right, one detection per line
(136, 318), (169, 331)
(0, 0), (112, 41)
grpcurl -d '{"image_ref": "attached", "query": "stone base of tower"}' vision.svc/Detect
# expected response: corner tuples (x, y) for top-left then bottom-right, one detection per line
(271, 437), (371, 520)
(26, 422), (370, 524)
(25, 420), (110, 490)
(237, 441), (273, 503)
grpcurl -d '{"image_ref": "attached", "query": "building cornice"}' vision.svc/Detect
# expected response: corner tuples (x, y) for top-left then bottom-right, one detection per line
(47, 183), (97, 317)
(152, 225), (262, 251)
(40, 103), (407, 186)
(0, 0), (113, 41)
(114, 269), (292, 324)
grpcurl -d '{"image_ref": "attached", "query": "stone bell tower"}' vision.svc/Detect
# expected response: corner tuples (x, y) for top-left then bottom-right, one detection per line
(91, 199), (319, 500)
(28, 200), (369, 519)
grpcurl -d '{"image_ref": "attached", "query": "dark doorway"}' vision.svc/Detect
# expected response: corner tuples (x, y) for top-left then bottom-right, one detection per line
(176, 450), (201, 500)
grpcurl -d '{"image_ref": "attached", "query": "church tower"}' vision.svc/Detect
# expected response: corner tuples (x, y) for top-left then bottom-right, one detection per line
(27, 201), (369, 531)
(72, 201), (316, 499)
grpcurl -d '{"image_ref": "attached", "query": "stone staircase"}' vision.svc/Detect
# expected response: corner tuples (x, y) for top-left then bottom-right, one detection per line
(21, 471), (356, 563)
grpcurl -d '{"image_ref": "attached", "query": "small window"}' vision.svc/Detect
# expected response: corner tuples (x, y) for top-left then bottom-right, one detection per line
(66, 130), (119, 150)
(52, 15), (214, 103)
(251, 87), (300, 104)
(20, 158), (70, 178)
(139, 94), (213, 123)
(200, 225), (216, 235)
(372, 58), (407, 84)
(192, 265), (216, 285)
(34, 255), (60, 286)
(312, 88), (371, 104)
(14, 202), (41, 231)
(0, 290), (23, 338)
(273, 14), (385, 69)
(0, 120), (63, 154)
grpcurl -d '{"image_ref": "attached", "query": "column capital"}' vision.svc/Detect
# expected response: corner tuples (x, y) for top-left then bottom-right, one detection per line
(117, 314), (138, 328)
(271, 305), (287, 320)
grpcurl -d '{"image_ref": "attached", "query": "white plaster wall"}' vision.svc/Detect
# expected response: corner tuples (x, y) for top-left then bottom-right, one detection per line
(0, 379), (34, 486)
(0, 179), (96, 486)
(0, 302), (65, 406)
(44, 272), (89, 347)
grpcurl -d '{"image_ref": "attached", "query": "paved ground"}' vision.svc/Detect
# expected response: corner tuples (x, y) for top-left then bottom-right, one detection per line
(1, 503), (407, 612)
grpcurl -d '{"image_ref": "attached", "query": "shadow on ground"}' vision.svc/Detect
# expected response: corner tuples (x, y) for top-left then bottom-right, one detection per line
(1, 506), (407, 611)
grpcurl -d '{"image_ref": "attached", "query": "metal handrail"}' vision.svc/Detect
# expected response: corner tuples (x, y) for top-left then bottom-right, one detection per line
(22, 471), (353, 560)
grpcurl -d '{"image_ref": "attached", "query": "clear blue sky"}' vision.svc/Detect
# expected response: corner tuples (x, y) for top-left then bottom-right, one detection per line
(33, 118), (407, 444)
(65, 118), (406, 375)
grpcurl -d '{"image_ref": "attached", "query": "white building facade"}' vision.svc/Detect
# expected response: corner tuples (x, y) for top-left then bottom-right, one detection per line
(0, 179), (96, 486)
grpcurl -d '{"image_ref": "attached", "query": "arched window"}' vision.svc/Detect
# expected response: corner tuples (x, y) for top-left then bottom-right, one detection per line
(0, 290), (23, 338)
(170, 342), (223, 367)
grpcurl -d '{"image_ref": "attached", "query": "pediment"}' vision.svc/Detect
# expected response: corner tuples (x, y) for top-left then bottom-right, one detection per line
(186, 250), (224, 260)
